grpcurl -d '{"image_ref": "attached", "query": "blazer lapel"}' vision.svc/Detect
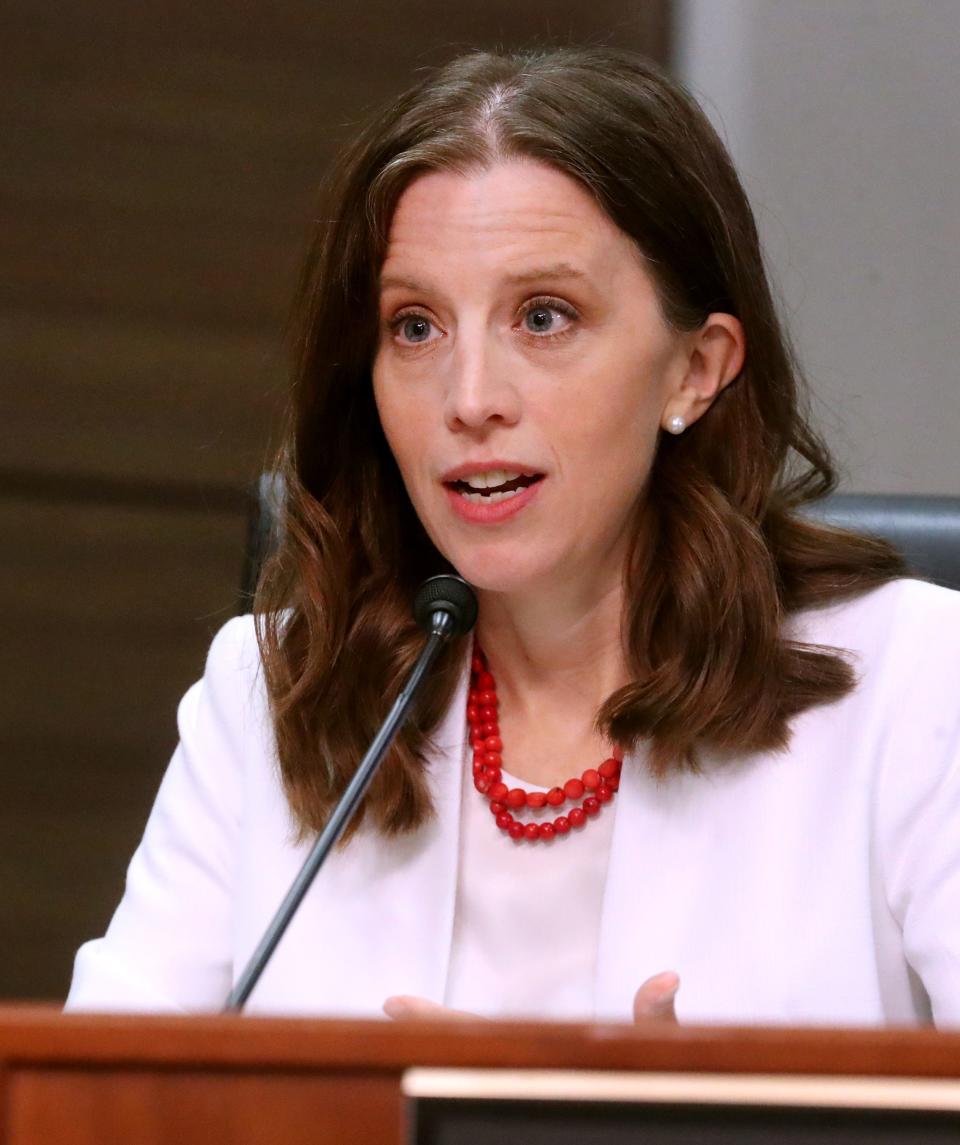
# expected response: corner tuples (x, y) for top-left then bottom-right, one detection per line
(246, 660), (469, 1016)
(594, 749), (706, 1022)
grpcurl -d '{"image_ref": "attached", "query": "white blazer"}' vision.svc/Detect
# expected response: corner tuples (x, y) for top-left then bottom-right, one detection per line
(67, 578), (960, 1026)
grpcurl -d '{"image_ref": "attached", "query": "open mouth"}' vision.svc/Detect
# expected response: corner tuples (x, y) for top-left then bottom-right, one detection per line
(447, 470), (545, 505)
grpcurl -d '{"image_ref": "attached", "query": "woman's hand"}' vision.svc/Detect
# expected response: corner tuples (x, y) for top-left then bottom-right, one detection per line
(632, 970), (679, 1023)
(384, 971), (680, 1024)
(383, 995), (487, 1021)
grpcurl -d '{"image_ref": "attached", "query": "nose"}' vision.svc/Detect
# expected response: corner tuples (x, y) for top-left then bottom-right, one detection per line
(443, 327), (521, 433)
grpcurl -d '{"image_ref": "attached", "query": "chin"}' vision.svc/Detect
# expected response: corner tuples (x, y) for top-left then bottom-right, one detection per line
(442, 542), (556, 598)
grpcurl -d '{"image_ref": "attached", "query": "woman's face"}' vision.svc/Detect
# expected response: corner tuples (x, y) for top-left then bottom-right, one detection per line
(373, 159), (690, 597)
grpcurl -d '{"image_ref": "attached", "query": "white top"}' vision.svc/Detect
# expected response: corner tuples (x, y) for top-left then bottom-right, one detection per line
(445, 766), (617, 1019)
(66, 579), (960, 1026)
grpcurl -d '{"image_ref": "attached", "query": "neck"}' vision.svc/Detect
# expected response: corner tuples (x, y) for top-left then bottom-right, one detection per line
(474, 572), (629, 722)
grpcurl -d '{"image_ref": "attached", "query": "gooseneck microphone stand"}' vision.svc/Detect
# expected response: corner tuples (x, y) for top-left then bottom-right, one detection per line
(224, 574), (477, 1012)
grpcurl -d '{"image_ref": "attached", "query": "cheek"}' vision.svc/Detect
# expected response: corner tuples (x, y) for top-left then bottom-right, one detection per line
(372, 372), (409, 468)
(373, 384), (437, 519)
(566, 377), (663, 483)
(596, 430), (659, 510)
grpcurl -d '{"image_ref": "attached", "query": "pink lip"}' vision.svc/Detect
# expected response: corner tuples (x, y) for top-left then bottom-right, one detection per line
(439, 459), (543, 484)
(443, 475), (545, 524)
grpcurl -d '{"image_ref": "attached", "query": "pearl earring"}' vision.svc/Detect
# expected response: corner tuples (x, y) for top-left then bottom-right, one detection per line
(666, 414), (686, 435)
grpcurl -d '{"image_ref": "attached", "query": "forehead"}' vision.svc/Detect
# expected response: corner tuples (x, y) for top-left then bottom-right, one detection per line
(380, 159), (642, 284)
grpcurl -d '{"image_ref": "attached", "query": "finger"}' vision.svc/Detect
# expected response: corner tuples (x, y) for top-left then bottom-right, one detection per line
(383, 995), (485, 1021)
(633, 971), (680, 1023)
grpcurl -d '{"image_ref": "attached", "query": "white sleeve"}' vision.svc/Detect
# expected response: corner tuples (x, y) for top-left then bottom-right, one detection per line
(66, 616), (262, 1012)
(876, 584), (960, 1026)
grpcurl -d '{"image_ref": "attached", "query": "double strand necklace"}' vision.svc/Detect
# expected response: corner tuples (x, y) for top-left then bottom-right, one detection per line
(468, 645), (623, 843)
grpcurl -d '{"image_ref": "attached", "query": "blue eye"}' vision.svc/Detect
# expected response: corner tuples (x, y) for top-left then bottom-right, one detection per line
(400, 315), (433, 343)
(525, 307), (556, 332)
(520, 299), (576, 336)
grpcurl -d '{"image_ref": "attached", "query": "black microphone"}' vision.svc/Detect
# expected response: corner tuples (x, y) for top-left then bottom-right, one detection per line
(224, 574), (477, 1012)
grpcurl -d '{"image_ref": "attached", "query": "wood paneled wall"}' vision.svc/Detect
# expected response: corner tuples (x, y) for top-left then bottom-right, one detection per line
(1, 1), (671, 999)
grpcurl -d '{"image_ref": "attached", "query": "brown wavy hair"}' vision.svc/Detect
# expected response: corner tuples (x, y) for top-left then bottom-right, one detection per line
(256, 47), (905, 838)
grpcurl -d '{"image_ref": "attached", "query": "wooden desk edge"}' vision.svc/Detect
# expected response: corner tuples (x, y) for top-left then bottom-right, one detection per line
(1, 1006), (959, 1078)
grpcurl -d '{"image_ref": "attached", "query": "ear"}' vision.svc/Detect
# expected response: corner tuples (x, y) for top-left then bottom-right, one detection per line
(661, 313), (745, 434)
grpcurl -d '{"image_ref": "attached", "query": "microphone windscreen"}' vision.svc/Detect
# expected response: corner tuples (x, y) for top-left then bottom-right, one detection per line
(414, 575), (478, 637)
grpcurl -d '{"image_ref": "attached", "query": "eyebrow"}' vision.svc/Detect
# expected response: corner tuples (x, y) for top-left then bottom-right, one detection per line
(503, 262), (589, 285)
(378, 273), (428, 294)
(378, 262), (589, 295)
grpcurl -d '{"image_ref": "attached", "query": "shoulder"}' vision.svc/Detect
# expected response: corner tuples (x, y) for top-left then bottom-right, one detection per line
(789, 578), (960, 674)
(204, 613), (261, 676)
(177, 614), (271, 749)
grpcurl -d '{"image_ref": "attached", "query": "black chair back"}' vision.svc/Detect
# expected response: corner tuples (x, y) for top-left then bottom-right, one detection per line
(803, 494), (960, 592)
(239, 472), (286, 609)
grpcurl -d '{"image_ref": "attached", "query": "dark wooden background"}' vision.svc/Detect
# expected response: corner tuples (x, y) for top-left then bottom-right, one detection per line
(0, 1), (670, 1000)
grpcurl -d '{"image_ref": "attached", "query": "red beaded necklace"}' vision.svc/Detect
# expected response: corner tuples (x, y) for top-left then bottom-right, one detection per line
(468, 645), (623, 843)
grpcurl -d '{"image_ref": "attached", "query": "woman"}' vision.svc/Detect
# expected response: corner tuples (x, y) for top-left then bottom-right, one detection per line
(67, 48), (960, 1025)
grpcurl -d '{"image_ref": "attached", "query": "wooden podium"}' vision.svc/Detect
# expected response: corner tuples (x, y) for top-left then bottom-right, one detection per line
(2, 1007), (960, 1143)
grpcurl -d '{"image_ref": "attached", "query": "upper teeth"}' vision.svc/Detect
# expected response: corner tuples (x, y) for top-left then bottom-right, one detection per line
(463, 469), (522, 489)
